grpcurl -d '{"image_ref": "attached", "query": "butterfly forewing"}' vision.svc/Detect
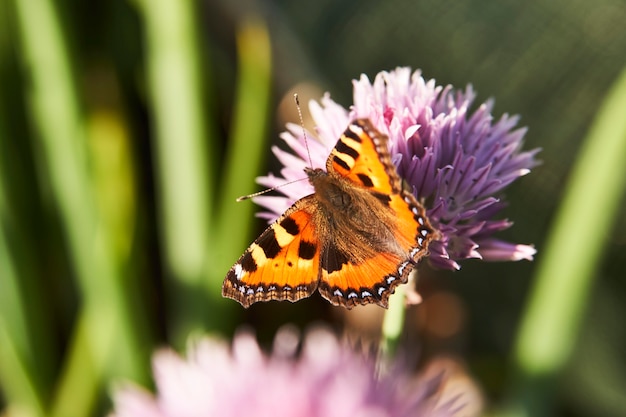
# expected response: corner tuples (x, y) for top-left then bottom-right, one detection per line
(326, 119), (401, 194)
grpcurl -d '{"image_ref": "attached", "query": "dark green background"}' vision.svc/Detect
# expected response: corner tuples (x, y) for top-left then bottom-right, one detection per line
(2, 0), (625, 415)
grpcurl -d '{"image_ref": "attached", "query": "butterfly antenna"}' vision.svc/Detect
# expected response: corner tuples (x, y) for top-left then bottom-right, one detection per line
(237, 95), (312, 202)
(294, 93), (313, 168)
(236, 177), (308, 202)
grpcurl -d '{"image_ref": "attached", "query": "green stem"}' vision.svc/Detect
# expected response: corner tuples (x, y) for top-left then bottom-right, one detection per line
(135, 0), (215, 343)
(0, 184), (46, 417)
(0, 82), (49, 417)
(50, 313), (100, 417)
(213, 17), (272, 294)
(0, 324), (46, 417)
(506, 68), (626, 416)
(13, 0), (146, 415)
(380, 283), (407, 361)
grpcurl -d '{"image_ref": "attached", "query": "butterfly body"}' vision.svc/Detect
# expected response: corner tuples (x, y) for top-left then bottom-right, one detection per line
(223, 119), (437, 309)
(306, 166), (407, 266)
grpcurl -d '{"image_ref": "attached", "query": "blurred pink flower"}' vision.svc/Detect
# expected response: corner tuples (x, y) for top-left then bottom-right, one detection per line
(110, 328), (472, 417)
(256, 67), (539, 270)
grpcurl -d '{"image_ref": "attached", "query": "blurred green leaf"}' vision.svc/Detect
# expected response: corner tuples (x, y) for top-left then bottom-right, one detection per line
(135, 0), (217, 344)
(11, 0), (148, 415)
(506, 67), (626, 416)
(0, 179), (46, 417)
(213, 17), (272, 296)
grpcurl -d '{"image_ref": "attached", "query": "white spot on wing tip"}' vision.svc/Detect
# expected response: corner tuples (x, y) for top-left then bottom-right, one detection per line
(350, 123), (364, 135)
(234, 263), (245, 280)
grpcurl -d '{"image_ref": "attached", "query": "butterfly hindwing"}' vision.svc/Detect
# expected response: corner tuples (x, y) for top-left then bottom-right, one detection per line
(317, 189), (434, 308)
(222, 197), (321, 308)
(318, 249), (403, 308)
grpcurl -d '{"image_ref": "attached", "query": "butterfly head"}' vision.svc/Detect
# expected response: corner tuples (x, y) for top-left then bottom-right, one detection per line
(304, 166), (325, 180)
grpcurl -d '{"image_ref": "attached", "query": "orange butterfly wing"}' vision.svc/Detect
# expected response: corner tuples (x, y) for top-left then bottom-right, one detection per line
(318, 119), (436, 308)
(326, 119), (398, 194)
(222, 197), (321, 308)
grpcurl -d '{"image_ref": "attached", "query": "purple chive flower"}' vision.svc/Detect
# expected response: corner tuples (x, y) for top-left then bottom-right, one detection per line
(256, 67), (539, 270)
(110, 328), (472, 417)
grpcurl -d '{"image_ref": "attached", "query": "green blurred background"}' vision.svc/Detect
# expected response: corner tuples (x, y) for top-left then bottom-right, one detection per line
(1, 0), (625, 416)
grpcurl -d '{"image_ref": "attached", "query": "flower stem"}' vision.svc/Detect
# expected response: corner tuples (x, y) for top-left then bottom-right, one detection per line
(380, 284), (407, 361)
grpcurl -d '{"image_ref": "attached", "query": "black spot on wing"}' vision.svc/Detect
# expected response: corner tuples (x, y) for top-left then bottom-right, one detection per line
(344, 127), (363, 143)
(240, 251), (257, 272)
(298, 241), (317, 260)
(280, 216), (300, 236)
(335, 139), (359, 160)
(371, 191), (391, 206)
(257, 229), (281, 259)
(357, 173), (374, 187)
(322, 245), (350, 274)
(332, 155), (351, 171)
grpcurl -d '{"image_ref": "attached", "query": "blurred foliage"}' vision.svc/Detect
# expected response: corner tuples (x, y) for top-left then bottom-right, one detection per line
(1, 0), (625, 416)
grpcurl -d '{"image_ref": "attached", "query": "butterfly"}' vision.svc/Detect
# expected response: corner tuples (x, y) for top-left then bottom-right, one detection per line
(222, 118), (437, 309)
